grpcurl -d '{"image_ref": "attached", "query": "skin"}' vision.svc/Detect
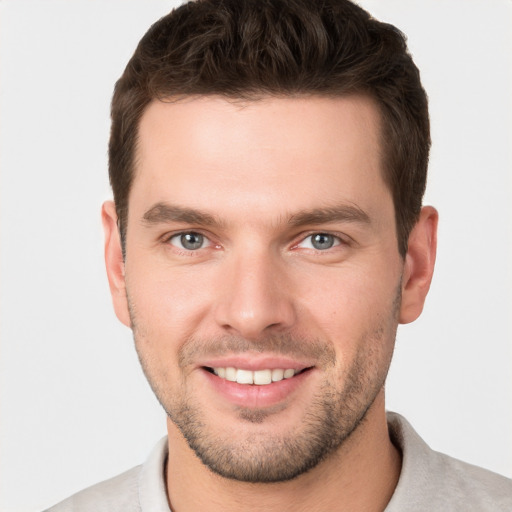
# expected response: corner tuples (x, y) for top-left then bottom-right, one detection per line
(103, 95), (437, 511)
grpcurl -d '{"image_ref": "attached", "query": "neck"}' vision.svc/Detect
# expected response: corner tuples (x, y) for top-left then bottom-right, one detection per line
(165, 391), (400, 512)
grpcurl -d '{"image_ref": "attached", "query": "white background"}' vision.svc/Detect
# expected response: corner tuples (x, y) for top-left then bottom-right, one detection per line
(0, 1), (511, 510)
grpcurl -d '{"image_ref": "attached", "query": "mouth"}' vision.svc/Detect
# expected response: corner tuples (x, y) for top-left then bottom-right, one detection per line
(199, 360), (316, 409)
(203, 366), (311, 385)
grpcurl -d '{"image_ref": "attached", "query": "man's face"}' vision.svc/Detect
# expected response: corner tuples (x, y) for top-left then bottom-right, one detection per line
(116, 95), (405, 482)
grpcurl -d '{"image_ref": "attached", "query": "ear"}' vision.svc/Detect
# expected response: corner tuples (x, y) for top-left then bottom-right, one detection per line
(399, 206), (438, 324)
(101, 201), (131, 327)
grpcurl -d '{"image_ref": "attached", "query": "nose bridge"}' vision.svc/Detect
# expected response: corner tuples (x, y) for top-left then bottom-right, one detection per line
(214, 244), (295, 338)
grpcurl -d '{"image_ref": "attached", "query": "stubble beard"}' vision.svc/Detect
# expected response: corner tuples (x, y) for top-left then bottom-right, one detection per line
(129, 290), (400, 484)
(167, 348), (388, 483)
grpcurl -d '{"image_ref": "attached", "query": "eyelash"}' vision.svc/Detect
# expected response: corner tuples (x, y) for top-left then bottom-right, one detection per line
(164, 231), (214, 253)
(294, 232), (345, 251)
(163, 230), (349, 254)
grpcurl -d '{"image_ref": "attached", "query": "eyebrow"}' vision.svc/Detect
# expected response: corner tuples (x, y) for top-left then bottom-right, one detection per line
(142, 203), (222, 227)
(142, 201), (371, 229)
(288, 204), (371, 227)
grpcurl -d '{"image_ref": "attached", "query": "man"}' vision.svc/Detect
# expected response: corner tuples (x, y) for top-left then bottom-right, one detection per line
(46, 0), (512, 510)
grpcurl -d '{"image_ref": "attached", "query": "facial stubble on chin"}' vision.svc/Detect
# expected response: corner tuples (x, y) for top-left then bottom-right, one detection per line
(127, 285), (401, 484)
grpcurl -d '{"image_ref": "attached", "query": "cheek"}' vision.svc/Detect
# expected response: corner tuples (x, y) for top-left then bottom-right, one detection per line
(298, 266), (398, 331)
(125, 262), (216, 341)
(295, 264), (400, 382)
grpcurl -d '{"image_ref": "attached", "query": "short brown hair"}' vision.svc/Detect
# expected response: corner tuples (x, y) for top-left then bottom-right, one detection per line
(109, 0), (430, 257)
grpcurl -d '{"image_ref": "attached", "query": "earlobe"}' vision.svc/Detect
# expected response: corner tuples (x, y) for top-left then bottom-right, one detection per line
(399, 206), (438, 324)
(101, 201), (131, 327)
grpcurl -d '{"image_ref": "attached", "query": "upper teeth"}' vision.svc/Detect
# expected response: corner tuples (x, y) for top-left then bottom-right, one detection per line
(213, 367), (297, 385)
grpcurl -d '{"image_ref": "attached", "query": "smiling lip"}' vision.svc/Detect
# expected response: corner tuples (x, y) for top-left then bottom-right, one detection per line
(197, 355), (314, 372)
(198, 356), (315, 408)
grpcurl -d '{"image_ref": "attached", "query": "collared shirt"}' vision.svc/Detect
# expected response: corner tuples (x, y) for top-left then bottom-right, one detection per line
(45, 412), (512, 511)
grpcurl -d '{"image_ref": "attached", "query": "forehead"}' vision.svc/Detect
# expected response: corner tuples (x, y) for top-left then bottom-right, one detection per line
(132, 95), (390, 223)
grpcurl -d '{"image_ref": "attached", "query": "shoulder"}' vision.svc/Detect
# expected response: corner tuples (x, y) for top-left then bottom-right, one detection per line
(386, 412), (512, 512)
(44, 436), (170, 512)
(433, 452), (512, 508)
(44, 465), (142, 512)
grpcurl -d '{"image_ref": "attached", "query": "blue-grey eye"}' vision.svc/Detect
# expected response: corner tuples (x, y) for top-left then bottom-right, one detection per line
(169, 232), (208, 250)
(298, 233), (340, 250)
(311, 233), (335, 250)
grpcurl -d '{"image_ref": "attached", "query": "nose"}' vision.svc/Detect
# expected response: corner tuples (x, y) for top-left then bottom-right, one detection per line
(213, 249), (296, 339)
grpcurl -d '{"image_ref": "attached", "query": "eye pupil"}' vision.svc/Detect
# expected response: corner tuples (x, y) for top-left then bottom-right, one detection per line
(181, 233), (203, 250)
(312, 233), (334, 250)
